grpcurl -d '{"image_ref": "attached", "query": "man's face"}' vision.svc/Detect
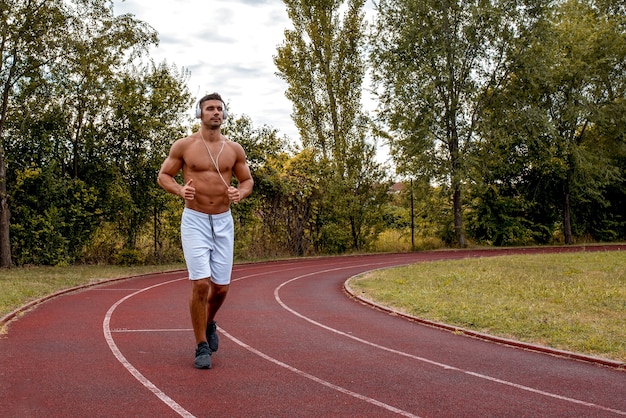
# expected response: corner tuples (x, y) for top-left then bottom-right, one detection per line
(200, 99), (225, 126)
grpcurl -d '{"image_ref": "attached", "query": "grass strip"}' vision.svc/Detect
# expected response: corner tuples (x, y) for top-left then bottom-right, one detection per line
(349, 251), (625, 362)
(0, 264), (184, 324)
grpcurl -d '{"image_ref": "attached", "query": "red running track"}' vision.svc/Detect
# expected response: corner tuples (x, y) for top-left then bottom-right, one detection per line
(1, 247), (625, 417)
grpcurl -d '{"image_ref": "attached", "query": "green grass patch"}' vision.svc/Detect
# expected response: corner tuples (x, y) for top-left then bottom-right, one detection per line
(349, 251), (626, 362)
(0, 264), (184, 326)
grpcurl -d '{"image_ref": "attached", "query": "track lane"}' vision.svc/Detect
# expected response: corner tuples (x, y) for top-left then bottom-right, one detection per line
(1, 248), (624, 417)
(269, 256), (625, 416)
(219, 252), (625, 417)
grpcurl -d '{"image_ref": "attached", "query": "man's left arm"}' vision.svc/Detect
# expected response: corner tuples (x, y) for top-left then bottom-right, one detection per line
(232, 144), (254, 201)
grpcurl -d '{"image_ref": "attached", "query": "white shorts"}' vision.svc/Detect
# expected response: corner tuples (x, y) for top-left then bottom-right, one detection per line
(181, 208), (234, 285)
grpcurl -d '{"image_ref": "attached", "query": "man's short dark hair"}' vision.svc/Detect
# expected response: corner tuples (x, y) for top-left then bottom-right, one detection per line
(199, 92), (224, 108)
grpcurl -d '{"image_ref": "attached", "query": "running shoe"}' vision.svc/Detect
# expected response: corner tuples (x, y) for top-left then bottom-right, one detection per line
(194, 342), (212, 369)
(206, 320), (219, 352)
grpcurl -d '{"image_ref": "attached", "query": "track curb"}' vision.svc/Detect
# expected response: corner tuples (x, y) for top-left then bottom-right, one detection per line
(0, 270), (185, 331)
(344, 279), (625, 372)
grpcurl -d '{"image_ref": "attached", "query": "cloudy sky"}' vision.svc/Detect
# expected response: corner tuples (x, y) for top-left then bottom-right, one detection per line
(112, 0), (389, 163)
(113, 0), (298, 138)
(114, 0), (372, 139)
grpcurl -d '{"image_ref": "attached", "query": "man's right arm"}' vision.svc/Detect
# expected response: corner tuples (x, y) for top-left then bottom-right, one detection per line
(157, 141), (188, 198)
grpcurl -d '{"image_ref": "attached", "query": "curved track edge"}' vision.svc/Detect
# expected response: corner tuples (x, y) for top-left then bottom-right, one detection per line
(344, 280), (625, 371)
(0, 269), (186, 332)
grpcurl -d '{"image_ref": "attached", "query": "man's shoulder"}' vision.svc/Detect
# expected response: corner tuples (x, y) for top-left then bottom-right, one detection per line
(224, 138), (244, 151)
(173, 133), (200, 148)
(168, 134), (201, 159)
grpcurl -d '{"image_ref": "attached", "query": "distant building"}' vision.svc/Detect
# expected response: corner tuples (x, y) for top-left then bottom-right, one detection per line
(389, 182), (404, 194)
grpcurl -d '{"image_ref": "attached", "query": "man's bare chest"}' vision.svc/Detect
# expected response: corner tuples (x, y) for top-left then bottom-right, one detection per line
(184, 142), (234, 173)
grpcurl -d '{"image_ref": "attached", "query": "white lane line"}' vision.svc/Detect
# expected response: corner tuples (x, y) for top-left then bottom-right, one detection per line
(98, 256), (411, 418)
(103, 277), (195, 418)
(228, 255), (414, 284)
(229, 258), (423, 416)
(218, 326), (421, 418)
(111, 328), (192, 333)
(274, 265), (626, 417)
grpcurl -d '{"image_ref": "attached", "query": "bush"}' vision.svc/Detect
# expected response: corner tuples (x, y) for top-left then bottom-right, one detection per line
(113, 249), (146, 266)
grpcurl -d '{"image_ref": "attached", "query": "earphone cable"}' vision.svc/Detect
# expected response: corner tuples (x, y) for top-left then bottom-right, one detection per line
(200, 133), (230, 189)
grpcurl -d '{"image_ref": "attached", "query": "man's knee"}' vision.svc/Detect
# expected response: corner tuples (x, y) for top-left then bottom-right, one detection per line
(211, 283), (229, 299)
(191, 279), (211, 298)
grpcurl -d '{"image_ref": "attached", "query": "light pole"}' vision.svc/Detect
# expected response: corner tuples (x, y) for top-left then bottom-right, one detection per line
(410, 178), (415, 251)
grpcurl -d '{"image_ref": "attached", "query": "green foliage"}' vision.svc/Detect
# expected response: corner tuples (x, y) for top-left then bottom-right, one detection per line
(276, 0), (368, 159)
(369, 0), (542, 246)
(0, 0), (74, 266)
(10, 166), (100, 265)
(1, 0), (190, 266)
(1, 0), (625, 267)
(242, 146), (321, 257)
(113, 248), (146, 266)
(275, 0), (391, 252)
(475, 0), (626, 245)
(466, 184), (554, 246)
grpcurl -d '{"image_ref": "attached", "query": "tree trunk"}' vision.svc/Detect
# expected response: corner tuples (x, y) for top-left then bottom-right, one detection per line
(0, 54), (15, 268)
(0, 147), (11, 267)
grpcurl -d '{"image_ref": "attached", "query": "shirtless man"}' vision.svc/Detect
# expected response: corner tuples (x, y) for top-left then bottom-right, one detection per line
(157, 93), (253, 369)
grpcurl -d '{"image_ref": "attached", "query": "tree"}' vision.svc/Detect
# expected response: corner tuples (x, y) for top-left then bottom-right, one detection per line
(102, 61), (192, 250)
(52, 2), (157, 179)
(275, 0), (390, 251)
(10, 165), (100, 265)
(252, 148), (321, 256)
(0, 0), (70, 267)
(476, 0), (626, 245)
(0, 0), (157, 267)
(223, 114), (306, 257)
(535, 0), (625, 244)
(370, 0), (546, 247)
